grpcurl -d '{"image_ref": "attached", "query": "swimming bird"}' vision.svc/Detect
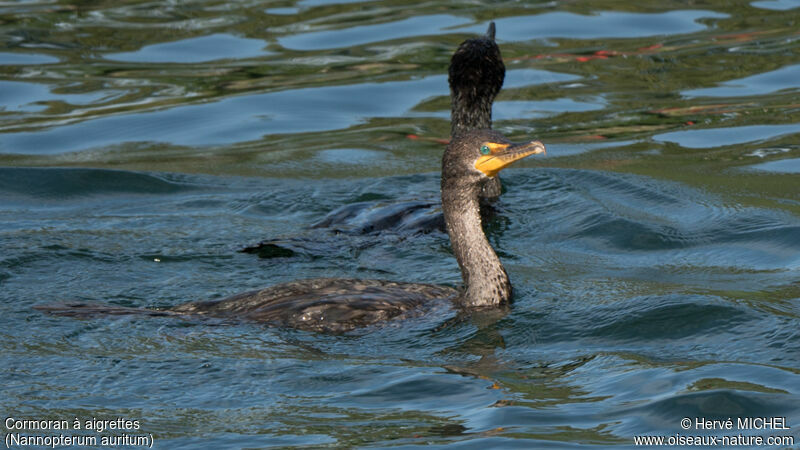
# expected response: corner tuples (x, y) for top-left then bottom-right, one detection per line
(36, 130), (545, 332)
(241, 23), (508, 255)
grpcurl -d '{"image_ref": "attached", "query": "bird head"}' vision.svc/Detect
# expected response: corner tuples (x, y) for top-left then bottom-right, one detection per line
(448, 22), (506, 111)
(443, 129), (546, 188)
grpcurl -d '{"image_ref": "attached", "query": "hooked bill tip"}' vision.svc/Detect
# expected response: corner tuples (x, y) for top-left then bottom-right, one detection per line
(529, 141), (546, 155)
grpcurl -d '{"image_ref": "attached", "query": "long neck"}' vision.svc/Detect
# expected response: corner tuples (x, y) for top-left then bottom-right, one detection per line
(450, 90), (493, 137)
(441, 177), (511, 307)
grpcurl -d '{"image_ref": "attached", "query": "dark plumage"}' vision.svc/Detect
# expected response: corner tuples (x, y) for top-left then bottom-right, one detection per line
(449, 22), (505, 137)
(450, 22), (506, 201)
(443, 130), (511, 307)
(172, 278), (456, 333)
(36, 130), (544, 332)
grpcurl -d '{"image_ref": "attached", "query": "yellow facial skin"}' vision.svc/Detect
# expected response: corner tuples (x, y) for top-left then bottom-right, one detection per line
(475, 140), (546, 177)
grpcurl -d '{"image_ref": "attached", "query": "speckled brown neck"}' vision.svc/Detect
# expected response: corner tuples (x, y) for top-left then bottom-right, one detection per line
(441, 174), (511, 307)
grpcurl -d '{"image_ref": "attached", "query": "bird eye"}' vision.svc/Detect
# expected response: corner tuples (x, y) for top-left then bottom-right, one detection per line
(480, 145), (490, 155)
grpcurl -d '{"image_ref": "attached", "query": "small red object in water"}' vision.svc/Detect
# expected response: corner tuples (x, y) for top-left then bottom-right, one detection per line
(638, 43), (663, 52)
(406, 134), (419, 140)
(577, 54), (608, 62)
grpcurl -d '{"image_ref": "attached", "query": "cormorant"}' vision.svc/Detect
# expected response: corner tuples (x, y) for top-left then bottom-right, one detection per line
(36, 130), (545, 332)
(241, 22), (507, 256)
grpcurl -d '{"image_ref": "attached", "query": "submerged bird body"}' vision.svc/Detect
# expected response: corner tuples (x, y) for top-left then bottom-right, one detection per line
(172, 278), (457, 333)
(37, 130), (544, 332)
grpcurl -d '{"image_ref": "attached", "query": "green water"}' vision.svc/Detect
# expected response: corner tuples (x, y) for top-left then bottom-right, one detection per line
(1, 0), (799, 448)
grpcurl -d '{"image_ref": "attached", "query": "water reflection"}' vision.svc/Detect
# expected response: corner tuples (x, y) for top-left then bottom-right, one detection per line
(0, 52), (59, 65)
(684, 63), (800, 98)
(279, 14), (471, 50)
(493, 10), (729, 41)
(653, 124), (800, 149)
(106, 33), (272, 63)
(0, 67), (578, 154)
(280, 11), (729, 51)
(0, 80), (116, 113)
(494, 98), (606, 120)
(748, 157), (800, 173)
(750, 0), (800, 10)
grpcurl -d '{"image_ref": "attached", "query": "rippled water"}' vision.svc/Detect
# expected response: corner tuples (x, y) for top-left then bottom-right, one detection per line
(2, 1), (799, 448)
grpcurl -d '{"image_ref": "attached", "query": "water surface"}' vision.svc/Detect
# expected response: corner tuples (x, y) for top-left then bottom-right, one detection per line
(1, 1), (799, 448)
